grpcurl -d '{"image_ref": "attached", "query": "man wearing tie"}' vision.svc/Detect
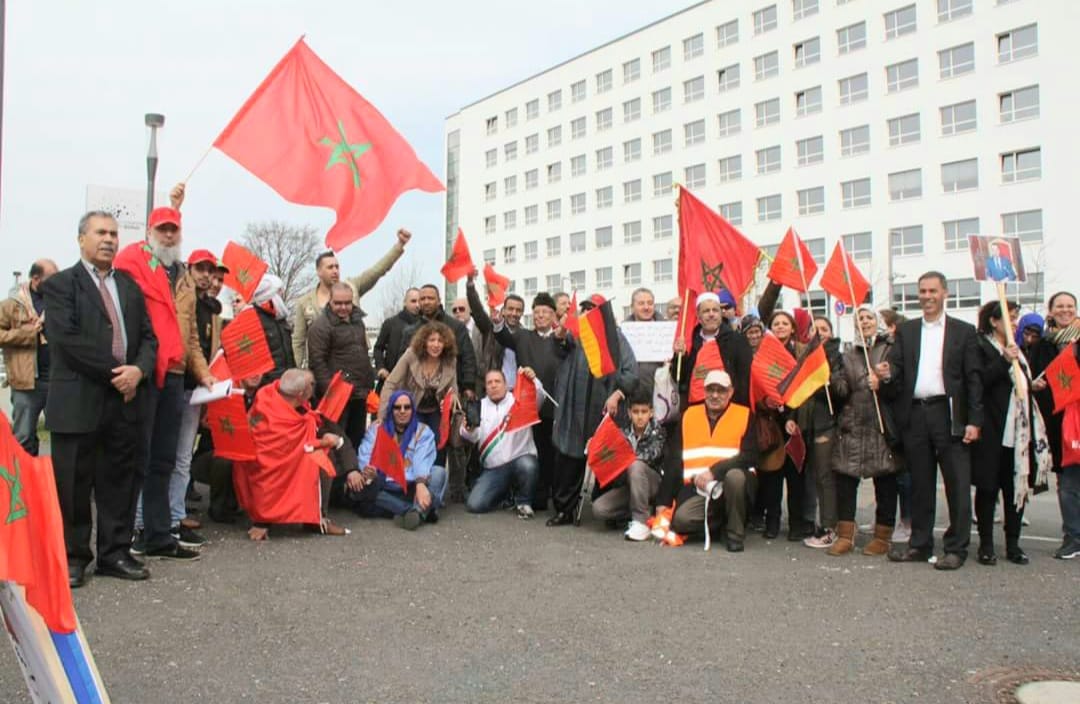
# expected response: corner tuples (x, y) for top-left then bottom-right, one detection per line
(878, 272), (983, 570)
(985, 241), (1018, 282)
(43, 211), (158, 588)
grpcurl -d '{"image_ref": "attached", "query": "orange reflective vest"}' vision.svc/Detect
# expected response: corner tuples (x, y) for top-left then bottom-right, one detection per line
(681, 403), (750, 483)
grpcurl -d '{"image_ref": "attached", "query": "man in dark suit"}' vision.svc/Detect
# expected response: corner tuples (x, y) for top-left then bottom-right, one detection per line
(43, 211), (158, 588)
(878, 271), (983, 570)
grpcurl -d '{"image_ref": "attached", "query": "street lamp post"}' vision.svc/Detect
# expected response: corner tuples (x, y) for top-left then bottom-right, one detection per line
(144, 113), (165, 224)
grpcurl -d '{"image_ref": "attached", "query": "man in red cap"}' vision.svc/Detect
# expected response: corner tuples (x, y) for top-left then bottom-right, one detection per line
(115, 183), (213, 561)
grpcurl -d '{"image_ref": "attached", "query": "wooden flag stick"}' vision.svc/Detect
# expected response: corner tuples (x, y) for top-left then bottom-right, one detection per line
(674, 287), (691, 383)
(838, 240), (885, 434)
(183, 144), (216, 185)
(996, 281), (1028, 403)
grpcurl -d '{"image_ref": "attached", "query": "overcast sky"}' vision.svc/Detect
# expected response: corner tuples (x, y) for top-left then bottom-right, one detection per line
(0, 0), (680, 314)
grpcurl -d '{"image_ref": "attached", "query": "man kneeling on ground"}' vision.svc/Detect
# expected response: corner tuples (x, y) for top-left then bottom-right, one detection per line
(351, 390), (446, 529)
(461, 368), (543, 518)
(655, 370), (757, 552)
(591, 388), (667, 541)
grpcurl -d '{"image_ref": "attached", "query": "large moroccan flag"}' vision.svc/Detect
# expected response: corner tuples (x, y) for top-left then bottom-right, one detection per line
(751, 333), (796, 408)
(677, 186), (762, 299)
(777, 334), (831, 408)
(484, 263), (511, 308)
(369, 425), (407, 489)
(504, 372), (541, 432)
(1045, 343), (1080, 413)
(440, 229), (475, 283)
(316, 370), (354, 424)
(213, 38), (444, 252)
(0, 414), (77, 633)
(206, 394), (257, 461)
(587, 414), (637, 489)
(819, 241), (870, 307)
(767, 227), (819, 292)
(578, 300), (619, 378)
(220, 308), (275, 381)
(220, 241), (269, 303)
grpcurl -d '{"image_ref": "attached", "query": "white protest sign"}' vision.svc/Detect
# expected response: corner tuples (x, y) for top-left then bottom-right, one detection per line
(619, 321), (678, 363)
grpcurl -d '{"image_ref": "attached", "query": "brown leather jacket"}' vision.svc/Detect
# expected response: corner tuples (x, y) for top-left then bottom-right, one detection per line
(173, 270), (212, 384)
(0, 288), (40, 390)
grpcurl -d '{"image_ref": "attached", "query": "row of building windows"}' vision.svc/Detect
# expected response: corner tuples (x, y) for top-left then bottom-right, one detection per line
(483, 6), (1035, 137)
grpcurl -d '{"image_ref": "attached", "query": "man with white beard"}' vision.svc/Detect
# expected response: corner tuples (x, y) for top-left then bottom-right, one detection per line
(115, 183), (211, 561)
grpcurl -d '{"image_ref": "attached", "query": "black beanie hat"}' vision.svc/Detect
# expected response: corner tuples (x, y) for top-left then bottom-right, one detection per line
(532, 292), (557, 311)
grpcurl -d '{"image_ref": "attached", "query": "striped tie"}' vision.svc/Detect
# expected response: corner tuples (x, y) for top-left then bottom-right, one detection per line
(96, 272), (125, 364)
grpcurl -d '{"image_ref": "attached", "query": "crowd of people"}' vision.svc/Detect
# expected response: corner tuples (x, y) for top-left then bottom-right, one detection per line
(2, 183), (1078, 590)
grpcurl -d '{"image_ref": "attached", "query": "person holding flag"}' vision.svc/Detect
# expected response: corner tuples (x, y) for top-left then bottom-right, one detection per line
(461, 368), (544, 517)
(672, 292), (753, 408)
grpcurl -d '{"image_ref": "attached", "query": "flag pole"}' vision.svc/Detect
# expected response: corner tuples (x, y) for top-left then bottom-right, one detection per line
(182, 143), (215, 185)
(996, 280), (1028, 403)
(838, 240), (884, 433)
(675, 287), (691, 383)
(792, 227), (833, 415)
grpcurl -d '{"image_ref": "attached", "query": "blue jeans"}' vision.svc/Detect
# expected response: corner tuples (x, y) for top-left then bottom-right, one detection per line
(466, 454), (539, 513)
(171, 392), (201, 524)
(10, 383), (48, 456)
(373, 465), (448, 518)
(1060, 465), (1080, 541)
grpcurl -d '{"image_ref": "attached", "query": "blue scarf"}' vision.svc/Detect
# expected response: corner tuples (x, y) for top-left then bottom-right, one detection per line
(383, 390), (419, 451)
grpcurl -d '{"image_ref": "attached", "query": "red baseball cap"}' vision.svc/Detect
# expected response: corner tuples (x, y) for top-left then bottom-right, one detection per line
(187, 249), (218, 267)
(148, 206), (182, 230)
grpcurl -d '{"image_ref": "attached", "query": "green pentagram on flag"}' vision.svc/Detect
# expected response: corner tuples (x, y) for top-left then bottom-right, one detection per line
(767, 362), (786, 380)
(237, 268), (252, 286)
(238, 335), (254, 355)
(0, 458), (27, 524)
(141, 244), (161, 271)
(700, 261), (724, 292)
(1058, 368), (1073, 392)
(249, 412), (266, 429)
(693, 364), (708, 380)
(218, 416), (236, 436)
(319, 120), (371, 189)
(598, 447), (615, 464)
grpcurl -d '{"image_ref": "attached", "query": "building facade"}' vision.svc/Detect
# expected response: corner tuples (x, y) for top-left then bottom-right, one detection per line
(444, 0), (1075, 328)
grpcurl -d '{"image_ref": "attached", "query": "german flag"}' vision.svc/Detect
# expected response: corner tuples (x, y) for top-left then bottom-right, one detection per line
(778, 335), (831, 409)
(578, 299), (619, 378)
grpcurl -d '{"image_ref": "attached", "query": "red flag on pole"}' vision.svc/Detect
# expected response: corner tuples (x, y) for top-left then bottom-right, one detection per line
(369, 425), (407, 489)
(484, 263), (511, 308)
(751, 333), (796, 408)
(440, 229), (475, 282)
(563, 290), (580, 338)
(819, 241), (870, 307)
(505, 373), (541, 432)
(316, 370), (354, 424)
(220, 241), (269, 303)
(586, 414), (637, 489)
(767, 227), (819, 292)
(1045, 343), (1080, 413)
(206, 395), (257, 461)
(438, 390), (456, 449)
(220, 308), (275, 381)
(677, 185), (762, 299)
(213, 38), (444, 252)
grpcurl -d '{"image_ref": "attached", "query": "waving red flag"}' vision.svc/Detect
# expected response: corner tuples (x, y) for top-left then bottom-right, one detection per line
(820, 241), (870, 307)
(221, 241), (269, 303)
(440, 229), (475, 283)
(484, 263), (511, 308)
(767, 227), (819, 292)
(505, 373), (541, 432)
(1045, 343), (1080, 413)
(678, 186), (762, 299)
(751, 333), (796, 408)
(370, 425), (407, 489)
(563, 290), (580, 338)
(587, 414), (637, 489)
(316, 370), (354, 424)
(208, 350), (233, 383)
(221, 308), (275, 381)
(214, 38), (444, 252)
(0, 414), (78, 633)
(206, 395), (257, 461)
(689, 339), (725, 404)
(438, 390), (456, 449)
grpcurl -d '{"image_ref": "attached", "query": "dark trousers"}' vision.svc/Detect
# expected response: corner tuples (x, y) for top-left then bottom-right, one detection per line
(337, 397), (369, 450)
(51, 393), (140, 566)
(903, 400), (972, 558)
(532, 418), (555, 510)
(553, 451), (586, 515)
(975, 446), (1023, 549)
(757, 457), (808, 534)
(139, 373), (185, 552)
(836, 473), (898, 527)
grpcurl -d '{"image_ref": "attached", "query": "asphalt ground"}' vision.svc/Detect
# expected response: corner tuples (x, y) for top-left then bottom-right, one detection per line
(2, 475), (1078, 704)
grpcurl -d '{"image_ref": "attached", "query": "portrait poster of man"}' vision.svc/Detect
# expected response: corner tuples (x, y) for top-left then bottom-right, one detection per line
(968, 235), (1026, 283)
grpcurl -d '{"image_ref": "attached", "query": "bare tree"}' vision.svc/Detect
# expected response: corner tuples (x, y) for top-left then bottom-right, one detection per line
(241, 221), (321, 306)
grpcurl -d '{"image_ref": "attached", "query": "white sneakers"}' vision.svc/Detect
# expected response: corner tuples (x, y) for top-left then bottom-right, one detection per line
(803, 530), (836, 549)
(624, 520), (651, 542)
(516, 504), (535, 520)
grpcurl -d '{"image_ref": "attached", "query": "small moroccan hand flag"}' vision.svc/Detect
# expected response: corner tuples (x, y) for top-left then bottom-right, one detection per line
(208, 349), (233, 382)
(221, 308), (275, 381)
(562, 290), (580, 337)
(440, 229), (475, 283)
(587, 414), (637, 489)
(767, 227), (819, 292)
(213, 38), (444, 252)
(220, 241), (269, 303)
(317, 370), (354, 424)
(778, 335), (830, 409)
(504, 372), (541, 432)
(1045, 342), (1080, 413)
(786, 425), (807, 472)
(206, 395), (257, 461)
(370, 425), (407, 489)
(688, 338), (725, 404)
(484, 263), (511, 308)
(751, 333), (796, 408)
(578, 300), (619, 378)
(819, 241), (870, 307)
(437, 390), (456, 449)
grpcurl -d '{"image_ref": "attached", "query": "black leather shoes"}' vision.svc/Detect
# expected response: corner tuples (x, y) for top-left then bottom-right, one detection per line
(68, 563), (87, 589)
(96, 556), (150, 581)
(977, 551), (998, 566)
(888, 546), (932, 563)
(933, 553), (965, 571)
(726, 540), (744, 553)
(545, 511), (573, 527)
(1006, 548), (1029, 565)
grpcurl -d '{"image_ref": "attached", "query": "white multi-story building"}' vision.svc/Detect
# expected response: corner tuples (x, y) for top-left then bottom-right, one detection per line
(444, 0), (1076, 328)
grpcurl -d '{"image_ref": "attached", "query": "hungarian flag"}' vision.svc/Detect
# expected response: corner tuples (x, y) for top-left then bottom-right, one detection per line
(484, 263), (511, 308)
(114, 241), (184, 388)
(213, 38), (444, 252)
(221, 308), (275, 381)
(767, 227), (819, 292)
(677, 186), (762, 300)
(562, 290), (580, 337)
(440, 229), (475, 283)
(206, 395), (257, 461)
(0, 414), (78, 633)
(751, 333), (796, 408)
(369, 425), (407, 489)
(587, 414), (637, 489)
(786, 425), (807, 472)
(579, 300), (619, 378)
(1045, 343), (1080, 413)
(819, 241), (870, 307)
(688, 338), (725, 404)
(316, 370), (354, 424)
(220, 241), (269, 303)
(437, 390), (456, 449)
(505, 373), (541, 432)
(778, 335), (831, 408)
